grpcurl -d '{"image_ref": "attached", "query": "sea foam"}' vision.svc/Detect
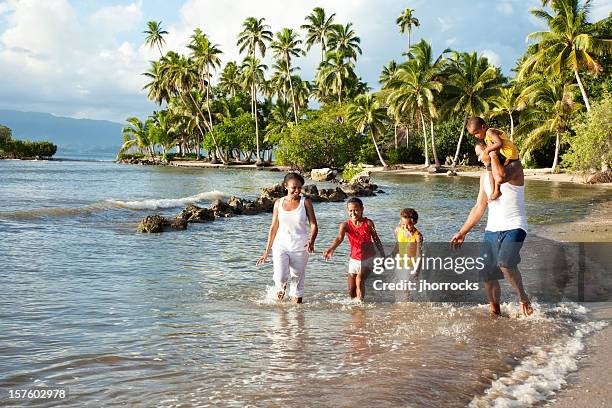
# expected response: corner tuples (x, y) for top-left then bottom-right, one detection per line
(106, 190), (226, 210)
(469, 303), (608, 407)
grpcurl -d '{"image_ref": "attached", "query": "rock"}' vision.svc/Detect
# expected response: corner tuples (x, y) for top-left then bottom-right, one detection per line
(586, 170), (612, 184)
(349, 170), (371, 185)
(167, 217), (188, 230)
(137, 215), (187, 233)
(254, 196), (276, 212)
(227, 196), (246, 214)
(319, 187), (348, 202)
(341, 183), (375, 197)
(446, 170), (458, 176)
(261, 183), (286, 199)
(177, 204), (215, 222)
(302, 184), (320, 201)
(210, 199), (235, 217)
(137, 215), (165, 233)
(311, 168), (337, 182)
(427, 166), (440, 174)
(242, 202), (261, 215)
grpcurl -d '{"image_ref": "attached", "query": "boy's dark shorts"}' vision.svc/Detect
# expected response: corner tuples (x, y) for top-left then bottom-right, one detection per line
(480, 228), (527, 282)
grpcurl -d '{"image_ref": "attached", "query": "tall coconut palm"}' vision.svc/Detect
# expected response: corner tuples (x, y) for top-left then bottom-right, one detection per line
(143, 60), (170, 105)
(161, 52), (223, 162)
(143, 21), (168, 57)
(516, 78), (580, 171)
(490, 85), (524, 141)
(396, 8), (420, 56)
(188, 29), (223, 159)
(380, 60), (399, 88)
(270, 59), (297, 102)
(520, 0), (612, 111)
(316, 50), (356, 103)
(241, 56), (268, 163)
(328, 23), (362, 61)
(237, 17), (273, 59)
(219, 62), (242, 97)
(301, 7), (337, 62)
(271, 28), (304, 124)
(347, 94), (389, 168)
(442, 51), (503, 166)
(387, 41), (446, 167)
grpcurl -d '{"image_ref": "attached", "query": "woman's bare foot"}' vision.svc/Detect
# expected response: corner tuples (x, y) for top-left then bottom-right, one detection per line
(277, 291), (285, 300)
(290, 296), (302, 304)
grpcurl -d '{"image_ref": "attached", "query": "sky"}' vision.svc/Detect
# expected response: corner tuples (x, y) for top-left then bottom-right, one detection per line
(0, 0), (610, 123)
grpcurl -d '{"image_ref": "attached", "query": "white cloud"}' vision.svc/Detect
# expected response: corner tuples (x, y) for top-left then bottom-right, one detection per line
(590, 0), (612, 21)
(437, 16), (454, 32)
(496, 2), (513, 15)
(445, 37), (457, 46)
(0, 0), (149, 120)
(90, 1), (143, 34)
(481, 49), (501, 67)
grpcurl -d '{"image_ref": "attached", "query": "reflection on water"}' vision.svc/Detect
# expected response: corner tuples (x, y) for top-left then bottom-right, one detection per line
(0, 160), (609, 406)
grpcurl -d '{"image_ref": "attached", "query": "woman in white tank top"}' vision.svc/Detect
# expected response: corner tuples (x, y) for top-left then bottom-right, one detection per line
(256, 173), (318, 303)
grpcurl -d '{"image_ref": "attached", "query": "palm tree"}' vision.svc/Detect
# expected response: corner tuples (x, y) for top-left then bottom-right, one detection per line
(241, 56), (268, 163)
(188, 29), (223, 160)
(301, 7), (337, 62)
(328, 23), (362, 61)
(316, 50), (356, 103)
(219, 62), (242, 97)
(143, 21), (168, 57)
(516, 78), (580, 171)
(143, 60), (170, 105)
(442, 51), (503, 166)
(122, 117), (153, 157)
(380, 60), (399, 88)
(270, 59), (296, 101)
(396, 8), (420, 56)
(161, 52), (223, 162)
(387, 41), (446, 167)
(347, 94), (389, 168)
(490, 85), (524, 141)
(271, 28), (304, 124)
(237, 17), (273, 59)
(520, 0), (612, 111)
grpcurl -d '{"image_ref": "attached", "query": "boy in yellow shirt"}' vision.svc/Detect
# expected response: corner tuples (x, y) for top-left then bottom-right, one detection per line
(467, 117), (519, 201)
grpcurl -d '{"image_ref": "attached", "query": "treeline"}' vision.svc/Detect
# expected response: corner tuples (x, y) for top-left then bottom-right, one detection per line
(121, 0), (611, 173)
(0, 125), (57, 159)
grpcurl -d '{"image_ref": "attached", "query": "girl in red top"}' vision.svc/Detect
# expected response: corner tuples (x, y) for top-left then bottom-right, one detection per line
(323, 198), (385, 300)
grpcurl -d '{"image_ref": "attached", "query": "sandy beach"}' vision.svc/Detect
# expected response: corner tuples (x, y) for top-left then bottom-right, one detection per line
(166, 160), (612, 186)
(536, 200), (612, 407)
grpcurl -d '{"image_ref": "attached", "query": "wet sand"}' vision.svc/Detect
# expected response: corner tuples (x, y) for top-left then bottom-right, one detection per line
(536, 200), (612, 407)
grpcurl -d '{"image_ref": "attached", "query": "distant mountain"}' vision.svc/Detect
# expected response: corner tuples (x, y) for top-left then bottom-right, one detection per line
(0, 110), (124, 151)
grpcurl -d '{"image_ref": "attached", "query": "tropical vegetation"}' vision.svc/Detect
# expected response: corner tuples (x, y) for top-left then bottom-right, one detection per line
(121, 1), (611, 175)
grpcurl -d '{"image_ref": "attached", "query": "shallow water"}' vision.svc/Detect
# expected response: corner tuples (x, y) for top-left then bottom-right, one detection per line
(0, 160), (609, 407)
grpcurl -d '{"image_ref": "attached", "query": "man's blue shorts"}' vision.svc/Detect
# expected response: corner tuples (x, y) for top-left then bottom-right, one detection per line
(480, 228), (527, 282)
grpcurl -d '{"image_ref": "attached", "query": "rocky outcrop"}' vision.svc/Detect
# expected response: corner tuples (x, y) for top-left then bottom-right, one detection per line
(349, 170), (371, 185)
(311, 168), (337, 182)
(586, 170), (612, 184)
(137, 214), (187, 233)
(137, 179), (381, 233)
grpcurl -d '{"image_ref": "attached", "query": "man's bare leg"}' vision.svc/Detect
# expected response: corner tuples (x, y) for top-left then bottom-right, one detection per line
(499, 266), (533, 316)
(485, 279), (502, 316)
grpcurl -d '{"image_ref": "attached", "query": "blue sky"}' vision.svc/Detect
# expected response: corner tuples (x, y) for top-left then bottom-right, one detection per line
(0, 0), (610, 122)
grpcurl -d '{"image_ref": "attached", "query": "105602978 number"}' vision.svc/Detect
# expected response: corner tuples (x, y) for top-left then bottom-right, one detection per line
(6, 388), (68, 400)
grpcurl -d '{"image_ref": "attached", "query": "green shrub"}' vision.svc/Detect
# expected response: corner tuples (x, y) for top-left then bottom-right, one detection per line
(276, 116), (361, 171)
(341, 162), (363, 182)
(563, 93), (612, 172)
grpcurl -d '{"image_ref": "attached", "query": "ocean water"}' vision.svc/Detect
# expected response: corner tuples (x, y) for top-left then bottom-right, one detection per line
(0, 159), (609, 407)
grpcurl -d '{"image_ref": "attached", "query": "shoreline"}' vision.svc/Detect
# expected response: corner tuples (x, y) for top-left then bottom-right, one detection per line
(533, 199), (612, 407)
(162, 160), (612, 186)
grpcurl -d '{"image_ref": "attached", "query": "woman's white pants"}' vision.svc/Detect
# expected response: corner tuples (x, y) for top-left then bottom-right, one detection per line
(273, 249), (309, 297)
